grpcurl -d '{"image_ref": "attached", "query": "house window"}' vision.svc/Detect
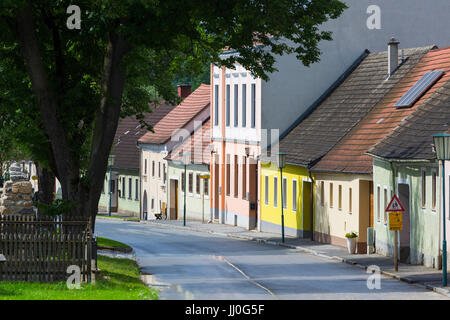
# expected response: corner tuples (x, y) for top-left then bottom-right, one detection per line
(282, 178), (287, 209)
(422, 169), (426, 208)
(152, 161), (155, 177)
(384, 187), (388, 223)
(264, 176), (269, 205)
(432, 171), (437, 210)
(158, 162), (161, 178)
(242, 84), (246, 127)
(234, 84), (238, 127)
(196, 174), (201, 195)
(292, 180), (297, 212)
(188, 172), (193, 194)
(349, 187), (352, 214)
(144, 159), (147, 174)
(226, 154), (230, 196)
(163, 163), (166, 184)
(122, 177), (126, 198)
(338, 185), (342, 210)
(234, 155), (238, 197)
(377, 186), (381, 222)
(135, 179), (139, 200)
(128, 178), (132, 199)
(204, 178), (209, 196)
(226, 84), (230, 127)
(274, 176), (278, 208)
(329, 183), (333, 208)
(242, 156), (247, 199)
(151, 198), (154, 210)
(320, 181), (324, 206)
(251, 83), (256, 128)
(181, 172), (185, 192)
(214, 84), (219, 126)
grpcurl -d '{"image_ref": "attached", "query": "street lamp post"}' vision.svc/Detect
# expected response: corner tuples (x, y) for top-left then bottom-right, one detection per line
(278, 152), (287, 243)
(433, 133), (450, 287)
(108, 155), (115, 217)
(179, 152), (190, 227)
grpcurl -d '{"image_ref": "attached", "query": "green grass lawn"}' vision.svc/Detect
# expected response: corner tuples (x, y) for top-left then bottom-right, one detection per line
(97, 236), (131, 249)
(0, 255), (158, 300)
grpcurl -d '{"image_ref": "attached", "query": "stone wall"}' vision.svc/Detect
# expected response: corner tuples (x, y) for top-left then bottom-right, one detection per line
(0, 180), (34, 215)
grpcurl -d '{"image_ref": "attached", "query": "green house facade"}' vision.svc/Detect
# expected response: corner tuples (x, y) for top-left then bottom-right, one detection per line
(371, 158), (440, 268)
(165, 118), (211, 222)
(367, 67), (450, 269)
(99, 169), (140, 217)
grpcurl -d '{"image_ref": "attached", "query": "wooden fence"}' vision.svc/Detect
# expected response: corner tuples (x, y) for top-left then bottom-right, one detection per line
(0, 215), (95, 283)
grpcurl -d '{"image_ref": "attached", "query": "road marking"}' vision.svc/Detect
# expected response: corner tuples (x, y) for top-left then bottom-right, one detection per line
(212, 255), (279, 300)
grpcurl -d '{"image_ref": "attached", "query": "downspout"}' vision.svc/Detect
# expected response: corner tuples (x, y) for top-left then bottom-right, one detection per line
(308, 167), (315, 241)
(390, 161), (397, 195)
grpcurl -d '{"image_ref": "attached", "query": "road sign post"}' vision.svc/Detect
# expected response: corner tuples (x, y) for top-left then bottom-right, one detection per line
(386, 194), (406, 272)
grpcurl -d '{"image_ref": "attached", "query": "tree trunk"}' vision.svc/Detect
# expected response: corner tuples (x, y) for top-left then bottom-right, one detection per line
(14, 5), (129, 233)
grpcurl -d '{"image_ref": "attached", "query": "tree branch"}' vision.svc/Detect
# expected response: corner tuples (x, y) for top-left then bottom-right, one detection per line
(14, 3), (72, 189)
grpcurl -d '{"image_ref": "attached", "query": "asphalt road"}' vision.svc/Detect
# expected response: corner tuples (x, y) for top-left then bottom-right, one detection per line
(96, 219), (448, 300)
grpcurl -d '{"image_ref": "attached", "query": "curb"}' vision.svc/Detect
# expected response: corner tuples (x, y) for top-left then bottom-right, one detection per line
(98, 245), (133, 253)
(104, 218), (450, 298)
(97, 216), (140, 223)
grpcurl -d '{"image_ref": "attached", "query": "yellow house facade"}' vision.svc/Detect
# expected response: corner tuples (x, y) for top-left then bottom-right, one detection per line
(313, 173), (372, 253)
(260, 162), (313, 238)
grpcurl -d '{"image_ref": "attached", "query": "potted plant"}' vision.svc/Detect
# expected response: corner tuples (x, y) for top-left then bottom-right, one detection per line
(345, 232), (358, 254)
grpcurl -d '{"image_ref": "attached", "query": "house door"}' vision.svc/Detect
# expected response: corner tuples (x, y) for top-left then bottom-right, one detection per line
(369, 181), (374, 228)
(142, 190), (148, 220)
(302, 181), (312, 238)
(214, 159), (220, 220)
(398, 183), (411, 263)
(169, 179), (178, 220)
(111, 179), (118, 213)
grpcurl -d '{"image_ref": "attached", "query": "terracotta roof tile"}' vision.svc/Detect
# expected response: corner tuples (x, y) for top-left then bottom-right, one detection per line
(368, 78), (450, 161)
(138, 84), (210, 145)
(166, 118), (211, 165)
(313, 46), (450, 173)
(279, 46), (433, 167)
(111, 103), (175, 170)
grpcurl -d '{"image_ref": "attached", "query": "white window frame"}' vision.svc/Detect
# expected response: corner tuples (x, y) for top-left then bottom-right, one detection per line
(273, 176), (278, 208)
(282, 177), (287, 210)
(431, 168), (437, 213)
(292, 179), (298, 212)
(264, 175), (269, 206)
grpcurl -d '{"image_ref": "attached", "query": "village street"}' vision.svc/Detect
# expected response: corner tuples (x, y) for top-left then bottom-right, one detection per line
(96, 219), (448, 300)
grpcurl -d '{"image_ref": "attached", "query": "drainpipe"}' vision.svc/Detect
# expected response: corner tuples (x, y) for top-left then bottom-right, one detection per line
(390, 161), (397, 195)
(308, 168), (315, 241)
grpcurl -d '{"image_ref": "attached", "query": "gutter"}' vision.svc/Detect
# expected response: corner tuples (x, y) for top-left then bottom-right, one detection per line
(307, 167), (315, 241)
(365, 151), (434, 164)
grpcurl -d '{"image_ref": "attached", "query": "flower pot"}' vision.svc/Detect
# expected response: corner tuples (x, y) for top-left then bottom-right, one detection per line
(346, 237), (357, 254)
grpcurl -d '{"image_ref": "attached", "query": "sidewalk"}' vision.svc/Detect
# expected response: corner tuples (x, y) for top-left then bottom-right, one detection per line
(98, 216), (450, 298)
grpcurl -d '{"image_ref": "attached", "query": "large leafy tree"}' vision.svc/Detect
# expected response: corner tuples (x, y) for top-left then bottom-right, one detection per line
(0, 0), (346, 228)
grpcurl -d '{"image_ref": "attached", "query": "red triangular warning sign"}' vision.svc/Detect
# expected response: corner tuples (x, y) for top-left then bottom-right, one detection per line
(385, 194), (405, 212)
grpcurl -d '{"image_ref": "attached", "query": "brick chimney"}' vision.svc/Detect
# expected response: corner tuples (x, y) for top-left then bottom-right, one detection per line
(388, 37), (400, 77)
(177, 84), (191, 100)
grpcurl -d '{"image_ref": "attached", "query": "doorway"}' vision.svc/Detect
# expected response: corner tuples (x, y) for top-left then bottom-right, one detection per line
(214, 158), (220, 220)
(302, 181), (312, 238)
(398, 183), (411, 263)
(110, 178), (118, 213)
(142, 190), (148, 220)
